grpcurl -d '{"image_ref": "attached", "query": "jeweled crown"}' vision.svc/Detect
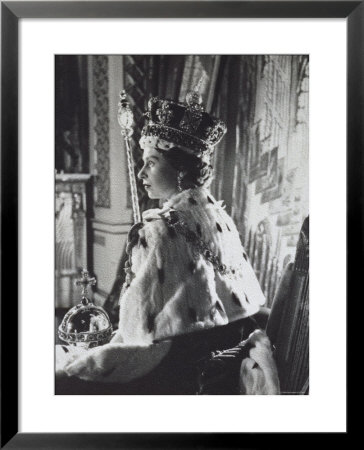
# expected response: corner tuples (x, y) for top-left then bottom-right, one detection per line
(141, 83), (227, 156)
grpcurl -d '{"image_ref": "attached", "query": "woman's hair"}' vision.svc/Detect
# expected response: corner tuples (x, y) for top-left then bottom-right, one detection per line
(155, 146), (213, 188)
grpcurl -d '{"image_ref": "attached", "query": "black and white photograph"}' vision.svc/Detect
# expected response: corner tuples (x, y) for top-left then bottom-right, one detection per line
(2, 0), (356, 443)
(54, 54), (309, 395)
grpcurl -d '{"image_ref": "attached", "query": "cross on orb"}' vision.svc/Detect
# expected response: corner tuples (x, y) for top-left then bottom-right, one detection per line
(75, 269), (96, 297)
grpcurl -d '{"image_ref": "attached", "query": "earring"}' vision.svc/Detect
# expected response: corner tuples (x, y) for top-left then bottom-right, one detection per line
(177, 172), (183, 192)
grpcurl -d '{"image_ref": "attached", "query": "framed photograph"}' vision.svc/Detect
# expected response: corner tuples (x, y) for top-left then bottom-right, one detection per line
(1, 0), (356, 447)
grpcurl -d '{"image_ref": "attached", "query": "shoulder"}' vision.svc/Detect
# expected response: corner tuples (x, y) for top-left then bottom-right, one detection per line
(182, 188), (239, 235)
(158, 188), (216, 225)
(138, 188), (238, 245)
(139, 209), (174, 246)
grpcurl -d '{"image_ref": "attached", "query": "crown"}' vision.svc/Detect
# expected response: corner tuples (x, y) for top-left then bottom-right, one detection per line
(140, 80), (227, 156)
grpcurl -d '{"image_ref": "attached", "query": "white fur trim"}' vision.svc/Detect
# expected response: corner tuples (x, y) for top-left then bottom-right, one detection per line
(118, 187), (266, 344)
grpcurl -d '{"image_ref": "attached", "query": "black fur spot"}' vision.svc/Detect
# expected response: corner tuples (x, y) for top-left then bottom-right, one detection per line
(167, 226), (177, 238)
(62, 346), (69, 353)
(231, 292), (241, 307)
(207, 196), (214, 204)
(196, 223), (202, 237)
(188, 261), (196, 274)
(245, 294), (250, 304)
(185, 229), (196, 242)
(216, 222), (222, 232)
(188, 307), (197, 322)
(204, 249), (212, 259)
(189, 197), (197, 205)
(140, 236), (148, 248)
(158, 268), (164, 284)
(168, 214), (179, 226)
(243, 252), (248, 261)
(226, 223), (231, 231)
(147, 313), (155, 333)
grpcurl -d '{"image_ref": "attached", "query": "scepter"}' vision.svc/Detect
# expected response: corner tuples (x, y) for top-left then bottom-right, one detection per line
(117, 90), (141, 224)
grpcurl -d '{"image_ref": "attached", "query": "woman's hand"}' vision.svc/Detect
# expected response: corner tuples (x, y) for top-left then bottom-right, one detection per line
(63, 341), (173, 383)
(239, 330), (280, 394)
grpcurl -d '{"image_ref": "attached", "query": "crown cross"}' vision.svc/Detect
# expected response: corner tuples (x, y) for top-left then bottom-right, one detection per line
(75, 269), (96, 297)
(179, 74), (206, 133)
(156, 101), (173, 124)
(194, 73), (205, 93)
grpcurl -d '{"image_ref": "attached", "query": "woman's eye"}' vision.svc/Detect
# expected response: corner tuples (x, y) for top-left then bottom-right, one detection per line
(147, 161), (155, 167)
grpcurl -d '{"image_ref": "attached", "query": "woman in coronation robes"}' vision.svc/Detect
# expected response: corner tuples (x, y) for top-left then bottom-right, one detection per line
(56, 89), (279, 395)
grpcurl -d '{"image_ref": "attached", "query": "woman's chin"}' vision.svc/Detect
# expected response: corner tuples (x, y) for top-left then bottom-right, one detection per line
(146, 190), (157, 199)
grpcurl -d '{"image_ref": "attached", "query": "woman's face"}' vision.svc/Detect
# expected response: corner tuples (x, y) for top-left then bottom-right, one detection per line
(137, 145), (179, 201)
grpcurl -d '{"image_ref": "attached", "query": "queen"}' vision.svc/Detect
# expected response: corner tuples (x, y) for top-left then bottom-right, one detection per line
(56, 87), (278, 395)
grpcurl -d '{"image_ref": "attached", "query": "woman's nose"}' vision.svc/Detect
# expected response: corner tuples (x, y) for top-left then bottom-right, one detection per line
(137, 166), (146, 180)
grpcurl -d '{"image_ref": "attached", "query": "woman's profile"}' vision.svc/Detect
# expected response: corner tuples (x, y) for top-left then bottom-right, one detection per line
(56, 86), (279, 395)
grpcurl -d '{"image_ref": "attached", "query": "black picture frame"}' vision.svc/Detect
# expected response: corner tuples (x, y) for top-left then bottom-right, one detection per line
(1, 1), (356, 447)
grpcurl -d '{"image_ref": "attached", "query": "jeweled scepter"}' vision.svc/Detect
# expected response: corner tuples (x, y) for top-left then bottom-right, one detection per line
(117, 90), (141, 224)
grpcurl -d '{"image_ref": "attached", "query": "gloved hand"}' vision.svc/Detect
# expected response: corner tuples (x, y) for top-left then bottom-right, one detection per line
(239, 329), (280, 394)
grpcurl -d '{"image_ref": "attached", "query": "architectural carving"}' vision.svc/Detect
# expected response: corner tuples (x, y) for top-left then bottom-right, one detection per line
(93, 55), (110, 208)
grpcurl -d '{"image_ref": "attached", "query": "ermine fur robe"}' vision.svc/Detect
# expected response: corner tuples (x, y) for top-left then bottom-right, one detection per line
(114, 186), (266, 344)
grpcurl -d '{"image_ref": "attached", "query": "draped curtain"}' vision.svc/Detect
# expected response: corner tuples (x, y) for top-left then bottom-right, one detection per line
(210, 56), (309, 306)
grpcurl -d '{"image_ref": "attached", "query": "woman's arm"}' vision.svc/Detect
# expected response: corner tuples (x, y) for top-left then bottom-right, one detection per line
(57, 340), (172, 384)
